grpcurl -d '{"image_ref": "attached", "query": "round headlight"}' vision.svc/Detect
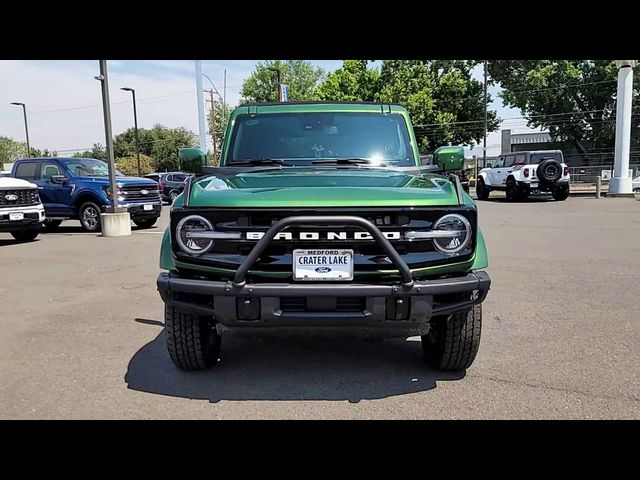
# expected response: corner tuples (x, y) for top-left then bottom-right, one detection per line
(176, 215), (214, 255)
(432, 214), (472, 254)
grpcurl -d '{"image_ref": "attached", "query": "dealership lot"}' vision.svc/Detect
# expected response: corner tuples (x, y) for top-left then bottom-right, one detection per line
(1, 197), (639, 419)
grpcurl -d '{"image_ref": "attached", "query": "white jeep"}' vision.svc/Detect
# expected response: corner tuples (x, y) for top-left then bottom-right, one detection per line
(476, 150), (571, 202)
(0, 176), (46, 242)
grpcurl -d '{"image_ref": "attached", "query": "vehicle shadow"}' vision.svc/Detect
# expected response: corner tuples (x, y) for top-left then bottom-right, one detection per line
(475, 196), (555, 204)
(125, 322), (465, 403)
(0, 238), (41, 246)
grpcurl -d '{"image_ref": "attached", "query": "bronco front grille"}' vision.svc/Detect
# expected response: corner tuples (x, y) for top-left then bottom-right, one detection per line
(0, 189), (39, 207)
(171, 207), (477, 279)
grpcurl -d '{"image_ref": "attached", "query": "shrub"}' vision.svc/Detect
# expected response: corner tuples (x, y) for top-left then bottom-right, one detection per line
(115, 154), (156, 176)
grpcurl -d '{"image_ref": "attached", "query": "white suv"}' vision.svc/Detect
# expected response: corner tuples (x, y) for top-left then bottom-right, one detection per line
(476, 150), (571, 202)
(0, 176), (46, 242)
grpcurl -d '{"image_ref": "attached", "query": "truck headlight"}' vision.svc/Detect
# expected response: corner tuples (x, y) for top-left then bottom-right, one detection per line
(176, 215), (214, 255)
(432, 214), (472, 254)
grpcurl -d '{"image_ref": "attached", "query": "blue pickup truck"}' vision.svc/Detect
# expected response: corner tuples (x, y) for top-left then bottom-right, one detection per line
(11, 157), (162, 232)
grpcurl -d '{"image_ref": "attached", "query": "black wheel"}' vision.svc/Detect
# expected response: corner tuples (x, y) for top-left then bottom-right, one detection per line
(537, 159), (562, 183)
(476, 177), (490, 200)
(42, 219), (62, 231)
(133, 218), (157, 229)
(79, 201), (101, 232)
(506, 179), (526, 202)
(422, 302), (482, 371)
(552, 185), (570, 201)
(11, 229), (39, 242)
(165, 304), (221, 371)
(169, 190), (180, 202)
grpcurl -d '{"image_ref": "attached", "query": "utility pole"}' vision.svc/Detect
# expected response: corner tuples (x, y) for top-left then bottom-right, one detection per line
(194, 60), (207, 153)
(482, 59), (488, 176)
(10, 102), (30, 157)
(205, 89), (217, 159)
(96, 61), (120, 213)
(120, 87), (141, 176)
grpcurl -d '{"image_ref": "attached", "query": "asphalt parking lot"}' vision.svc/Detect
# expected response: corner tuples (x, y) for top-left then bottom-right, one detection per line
(1, 196), (639, 419)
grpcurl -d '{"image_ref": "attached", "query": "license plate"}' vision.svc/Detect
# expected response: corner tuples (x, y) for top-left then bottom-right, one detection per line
(143, 204), (153, 211)
(530, 182), (538, 188)
(9, 212), (24, 221)
(293, 249), (354, 281)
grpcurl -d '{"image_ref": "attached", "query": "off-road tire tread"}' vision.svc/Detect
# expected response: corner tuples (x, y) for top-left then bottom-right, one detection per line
(165, 305), (218, 371)
(424, 304), (482, 371)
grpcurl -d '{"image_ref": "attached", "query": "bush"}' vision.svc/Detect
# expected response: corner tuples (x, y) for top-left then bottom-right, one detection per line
(115, 154), (156, 176)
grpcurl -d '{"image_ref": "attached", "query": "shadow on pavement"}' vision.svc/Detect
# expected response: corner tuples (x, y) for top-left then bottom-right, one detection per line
(125, 325), (465, 403)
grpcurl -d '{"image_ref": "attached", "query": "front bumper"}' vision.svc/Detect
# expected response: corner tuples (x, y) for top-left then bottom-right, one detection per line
(108, 201), (162, 219)
(157, 270), (491, 336)
(0, 205), (45, 232)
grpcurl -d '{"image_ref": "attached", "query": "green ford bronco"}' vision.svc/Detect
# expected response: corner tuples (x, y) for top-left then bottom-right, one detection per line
(157, 102), (491, 371)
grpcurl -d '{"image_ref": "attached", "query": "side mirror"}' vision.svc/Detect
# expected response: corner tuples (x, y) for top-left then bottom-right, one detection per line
(51, 175), (68, 185)
(433, 146), (465, 172)
(179, 148), (209, 174)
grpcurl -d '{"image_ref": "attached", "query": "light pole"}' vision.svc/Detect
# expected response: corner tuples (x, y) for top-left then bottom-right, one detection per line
(120, 87), (141, 176)
(194, 61), (207, 153)
(202, 73), (225, 161)
(609, 60), (637, 196)
(10, 102), (31, 157)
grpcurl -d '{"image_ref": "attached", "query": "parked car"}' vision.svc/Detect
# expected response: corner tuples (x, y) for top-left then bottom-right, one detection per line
(144, 172), (191, 203)
(157, 102), (491, 372)
(476, 150), (570, 201)
(632, 175), (640, 192)
(0, 175), (45, 242)
(11, 157), (162, 232)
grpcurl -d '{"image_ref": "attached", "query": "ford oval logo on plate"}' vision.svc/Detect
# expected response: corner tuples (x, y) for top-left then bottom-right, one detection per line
(315, 267), (332, 273)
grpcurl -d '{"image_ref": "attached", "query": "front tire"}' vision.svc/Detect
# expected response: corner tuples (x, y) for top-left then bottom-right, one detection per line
(43, 219), (63, 231)
(169, 190), (180, 203)
(165, 304), (221, 371)
(11, 229), (39, 242)
(476, 177), (490, 200)
(422, 303), (482, 371)
(79, 201), (102, 232)
(133, 218), (157, 229)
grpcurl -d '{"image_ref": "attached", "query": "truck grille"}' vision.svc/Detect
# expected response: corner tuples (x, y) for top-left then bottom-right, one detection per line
(0, 189), (39, 207)
(172, 207), (477, 279)
(121, 186), (161, 201)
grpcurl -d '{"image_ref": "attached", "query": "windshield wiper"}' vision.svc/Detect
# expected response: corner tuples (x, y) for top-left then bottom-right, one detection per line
(311, 158), (390, 167)
(229, 159), (294, 167)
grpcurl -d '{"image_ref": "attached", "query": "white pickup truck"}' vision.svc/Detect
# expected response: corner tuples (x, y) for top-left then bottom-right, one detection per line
(0, 176), (45, 242)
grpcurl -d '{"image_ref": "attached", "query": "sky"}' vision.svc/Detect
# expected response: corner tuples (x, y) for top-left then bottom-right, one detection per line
(0, 60), (537, 158)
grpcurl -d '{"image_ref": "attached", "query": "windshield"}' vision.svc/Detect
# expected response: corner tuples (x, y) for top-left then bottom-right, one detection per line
(61, 158), (124, 177)
(529, 152), (564, 164)
(226, 112), (416, 166)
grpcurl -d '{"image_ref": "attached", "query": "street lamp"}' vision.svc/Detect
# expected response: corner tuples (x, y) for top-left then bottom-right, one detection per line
(120, 87), (141, 176)
(10, 102), (31, 157)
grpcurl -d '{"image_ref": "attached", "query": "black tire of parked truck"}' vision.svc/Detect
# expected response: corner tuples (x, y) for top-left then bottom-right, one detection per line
(165, 304), (221, 371)
(506, 178), (527, 202)
(476, 177), (490, 200)
(79, 201), (102, 232)
(133, 218), (157, 229)
(422, 302), (482, 371)
(11, 229), (39, 242)
(43, 219), (63, 231)
(552, 185), (570, 201)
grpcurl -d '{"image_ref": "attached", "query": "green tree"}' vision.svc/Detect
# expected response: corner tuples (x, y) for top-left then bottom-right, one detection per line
(206, 99), (234, 165)
(376, 60), (499, 152)
(115, 154), (156, 176)
(72, 143), (106, 160)
(0, 136), (28, 169)
(317, 60), (380, 101)
(488, 60), (639, 153)
(240, 60), (325, 103)
(114, 125), (197, 172)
